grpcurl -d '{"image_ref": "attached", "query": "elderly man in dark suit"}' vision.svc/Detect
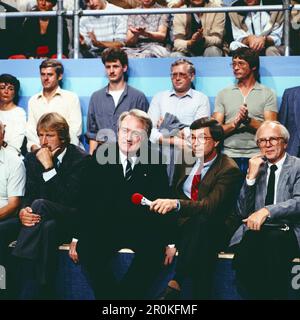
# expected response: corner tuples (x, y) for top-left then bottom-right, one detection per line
(231, 120), (300, 299)
(12, 112), (91, 297)
(77, 109), (175, 300)
(151, 117), (242, 299)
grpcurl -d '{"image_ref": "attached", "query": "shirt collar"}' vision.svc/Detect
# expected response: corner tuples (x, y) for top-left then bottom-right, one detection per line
(194, 154), (218, 170)
(37, 86), (62, 99)
(119, 150), (137, 167)
(56, 147), (67, 164)
(267, 153), (287, 170)
(169, 88), (193, 98)
(233, 81), (262, 91)
(106, 83), (128, 95)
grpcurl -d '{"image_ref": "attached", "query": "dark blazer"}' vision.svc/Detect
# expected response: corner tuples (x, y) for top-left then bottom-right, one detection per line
(23, 144), (91, 215)
(79, 143), (175, 255)
(173, 153), (242, 248)
(279, 86), (300, 157)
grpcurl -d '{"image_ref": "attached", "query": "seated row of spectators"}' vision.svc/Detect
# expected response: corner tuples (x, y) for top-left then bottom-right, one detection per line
(1, 0), (300, 59)
(0, 47), (299, 300)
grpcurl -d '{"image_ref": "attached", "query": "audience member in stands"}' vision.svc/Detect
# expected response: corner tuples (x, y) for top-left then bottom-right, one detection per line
(228, 0), (284, 56)
(172, 0), (225, 57)
(86, 48), (149, 155)
(0, 1), (24, 59)
(279, 85), (300, 157)
(230, 121), (300, 300)
(2, 0), (35, 11)
(21, 0), (69, 58)
(148, 58), (210, 184)
(77, 109), (175, 299)
(213, 47), (277, 175)
(26, 59), (82, 152)
(124, 0), (170, 57)
(0, 121), (25, 269)
(12, 112), (91, 298)
(0, 74), (26, 154)
(290, 0), (300, 55)
(79, 0), (127, 58)
(150, 117), (241, 299)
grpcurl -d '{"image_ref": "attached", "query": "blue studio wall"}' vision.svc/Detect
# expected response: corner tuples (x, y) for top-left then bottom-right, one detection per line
(1, 56), (300, 136)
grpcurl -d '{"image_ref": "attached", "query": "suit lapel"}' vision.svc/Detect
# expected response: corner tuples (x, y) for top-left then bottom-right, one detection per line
(276, 155), (291, 203)
(256, 164), (268, 209)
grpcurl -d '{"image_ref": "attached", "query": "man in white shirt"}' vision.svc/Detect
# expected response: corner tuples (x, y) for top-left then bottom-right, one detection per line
(229, 0), (284, 55)
(0, 121), (25, 270)
(230, 121), (300, 299)
(79, 0), (127, 57)
(1, 0), (35, 11)
(148, 58), (210, 183)
(26, 59), (82, 152)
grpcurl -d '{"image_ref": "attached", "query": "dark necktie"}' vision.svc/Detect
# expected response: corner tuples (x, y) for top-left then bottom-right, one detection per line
(125, 158), (133, 181)
(54, 158), (61, 170)
(265, 164), (278, 206)
(191, 166), (201, 201)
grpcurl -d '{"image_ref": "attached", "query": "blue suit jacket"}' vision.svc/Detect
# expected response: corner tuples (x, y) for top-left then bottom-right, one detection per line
(279, 86), (300, 157)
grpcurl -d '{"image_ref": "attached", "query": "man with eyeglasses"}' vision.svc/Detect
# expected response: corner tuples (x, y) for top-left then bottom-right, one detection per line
(213, 47), (277, 175)
(148, 58), (210, 184)
(228, 0), (284, 56)
(230, 120), (300, 299)
(150, 117), (241, 299)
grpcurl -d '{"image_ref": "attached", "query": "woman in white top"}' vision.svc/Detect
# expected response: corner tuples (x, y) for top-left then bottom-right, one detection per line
(0, 74), (26, 154)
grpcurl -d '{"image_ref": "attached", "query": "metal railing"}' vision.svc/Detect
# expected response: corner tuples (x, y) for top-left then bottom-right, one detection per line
(0, 0), (299, 58)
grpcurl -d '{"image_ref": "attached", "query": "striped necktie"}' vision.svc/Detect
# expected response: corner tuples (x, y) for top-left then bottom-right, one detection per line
(125, 158), (133, 181)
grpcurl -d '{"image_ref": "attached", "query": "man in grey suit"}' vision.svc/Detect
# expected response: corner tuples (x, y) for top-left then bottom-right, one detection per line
(231, 120), (300, 299)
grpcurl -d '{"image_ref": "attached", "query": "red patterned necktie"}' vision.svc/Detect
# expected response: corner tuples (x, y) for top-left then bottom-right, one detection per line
(191, 168), (201, 201)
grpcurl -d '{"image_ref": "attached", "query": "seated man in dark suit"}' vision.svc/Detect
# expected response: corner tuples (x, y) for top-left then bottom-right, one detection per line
(77, 109), (176, 299)
(150, 117), (242, 299)
(231, 121), (300, 299)
(12, 112), (91, 297)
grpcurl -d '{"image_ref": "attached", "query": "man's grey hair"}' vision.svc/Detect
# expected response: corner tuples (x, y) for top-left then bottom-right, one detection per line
(171, 58), (196, 75)
(118, 109), (153, 138)
(255, 120), (290, 143)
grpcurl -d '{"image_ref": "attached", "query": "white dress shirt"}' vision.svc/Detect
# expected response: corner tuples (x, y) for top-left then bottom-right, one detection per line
(148, 88), (211, 144)
(0, 146), (25, 209)
(42, 148), (67, 182)
(246, 153), (287, 205)
(0, 106), (26, 153)
(26, 86), (82, 151)
(119, 150), (138, 177)
(183, 155), (217, 199)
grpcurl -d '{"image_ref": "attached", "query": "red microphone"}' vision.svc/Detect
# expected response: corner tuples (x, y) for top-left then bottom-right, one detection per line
(131, 193), (152, 206)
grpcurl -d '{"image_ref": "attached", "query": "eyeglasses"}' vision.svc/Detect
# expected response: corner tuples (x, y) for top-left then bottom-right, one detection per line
(170, 72), (190, 79)
(256, 137), (285, 147)
(191, 136), (213, 143)
(230, 61), (248, 68)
